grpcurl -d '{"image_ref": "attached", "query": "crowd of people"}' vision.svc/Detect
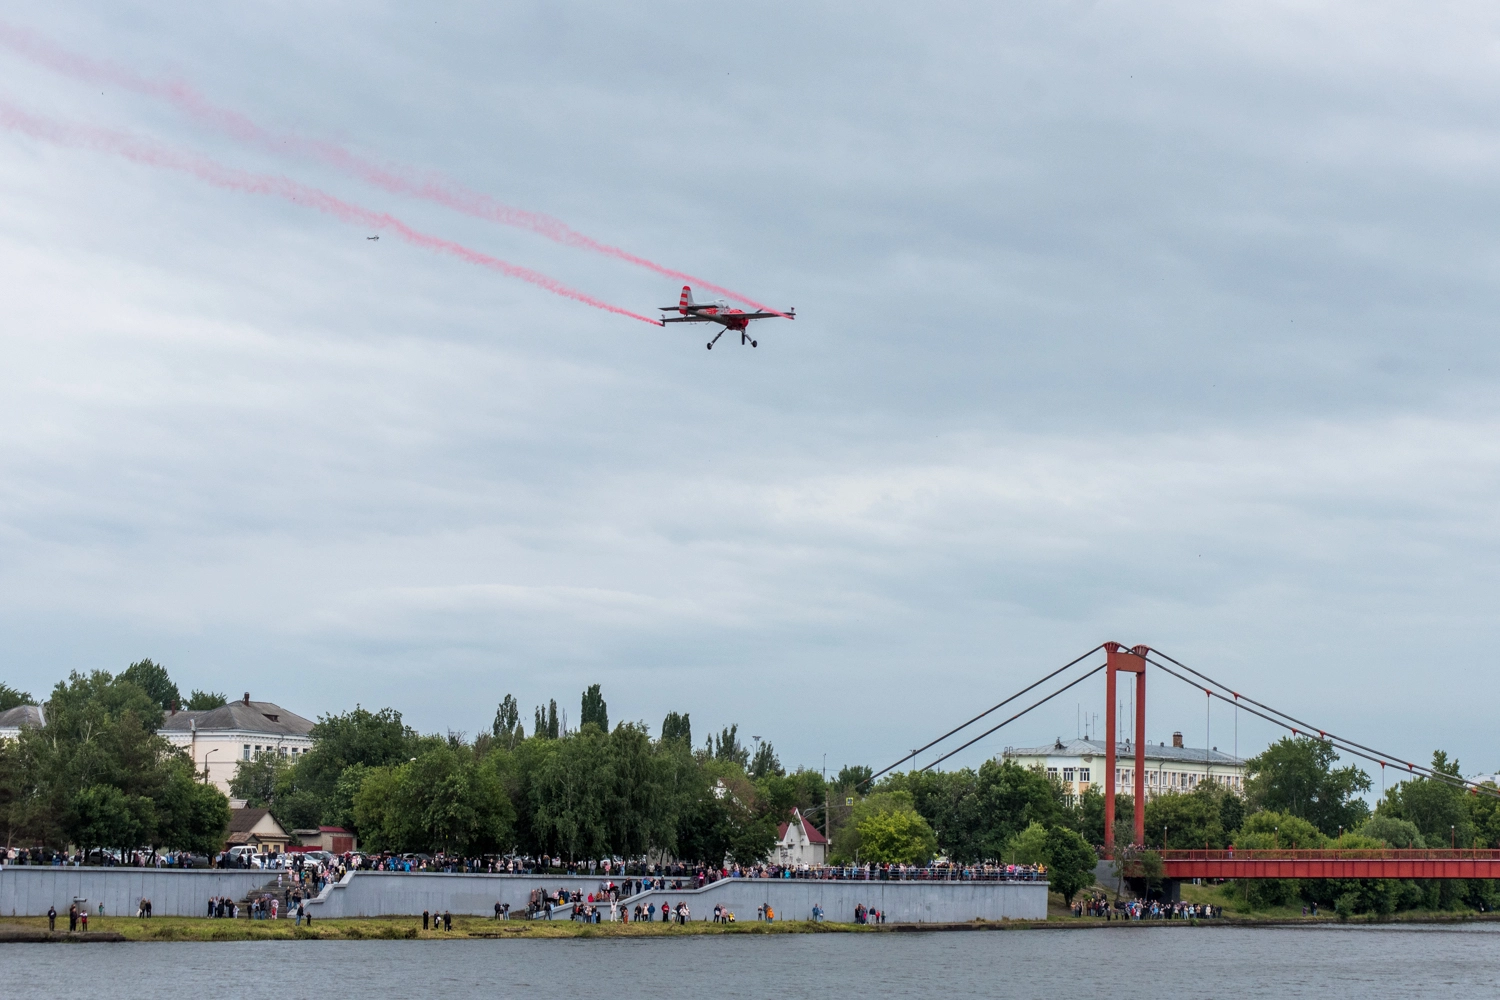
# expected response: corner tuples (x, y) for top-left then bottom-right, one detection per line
(1072, 894), (1221, 920)
(3, 846), (208, 868)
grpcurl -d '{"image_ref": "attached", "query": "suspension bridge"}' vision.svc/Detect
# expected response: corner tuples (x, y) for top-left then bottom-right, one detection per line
(867, 642), (1500, 882)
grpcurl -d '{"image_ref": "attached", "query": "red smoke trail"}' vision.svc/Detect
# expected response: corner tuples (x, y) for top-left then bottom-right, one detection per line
(0, 21), (789, 317)
(0, 100), (660, 325)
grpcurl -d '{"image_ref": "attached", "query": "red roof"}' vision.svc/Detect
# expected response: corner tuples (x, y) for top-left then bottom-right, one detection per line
(778, 809), (828, 845)
(319, 826), (351, 834)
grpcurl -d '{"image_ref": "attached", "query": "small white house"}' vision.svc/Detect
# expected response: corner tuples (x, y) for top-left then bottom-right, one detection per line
(774, 808), (828, 867)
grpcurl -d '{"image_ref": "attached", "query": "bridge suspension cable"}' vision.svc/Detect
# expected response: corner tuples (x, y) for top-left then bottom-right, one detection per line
(1147, 650), (1500, 802)
(914, 664), (1106, 774)
(859, 644), (1105, 788)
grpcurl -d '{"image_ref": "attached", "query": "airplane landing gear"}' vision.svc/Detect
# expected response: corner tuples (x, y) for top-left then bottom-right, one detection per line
(740, 332), (758, 348)
(708, 329), (725, 350)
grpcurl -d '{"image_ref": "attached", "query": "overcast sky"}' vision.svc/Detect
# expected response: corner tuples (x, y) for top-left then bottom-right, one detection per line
(3, 3), (1498, 785)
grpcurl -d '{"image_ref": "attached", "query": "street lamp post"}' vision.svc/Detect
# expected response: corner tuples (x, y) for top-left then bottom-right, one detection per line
(202, 748), (219, 785)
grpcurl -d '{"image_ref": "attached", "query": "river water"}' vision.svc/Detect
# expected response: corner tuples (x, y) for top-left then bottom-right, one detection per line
(7, 924), (1497, 998)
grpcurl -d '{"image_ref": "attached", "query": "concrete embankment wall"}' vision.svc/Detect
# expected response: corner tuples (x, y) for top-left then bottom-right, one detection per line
(0, 868), (274, 917)
(304, 872), (1049, 923)
(629, 879), (1048, 923)
(305, 873), (598, 919)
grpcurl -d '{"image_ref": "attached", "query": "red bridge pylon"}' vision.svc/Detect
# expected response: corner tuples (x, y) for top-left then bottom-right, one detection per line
(1103, 642), (1149, 858)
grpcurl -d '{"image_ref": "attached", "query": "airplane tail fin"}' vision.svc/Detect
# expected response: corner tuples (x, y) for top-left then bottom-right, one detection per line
(679, 285), (694, 315)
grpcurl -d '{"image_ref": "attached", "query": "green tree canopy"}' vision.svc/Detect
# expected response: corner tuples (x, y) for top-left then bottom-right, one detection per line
(580, 684), (608, 733)
(1357, 814), (1425, 848)
(1245, 736), (1371, 837)
(185, 689), (227, 710)
(355, 744), (514, 856)
(293, 705), (419, 808)
(711, 725), (749, 767)
(0, 681), (33, 712)
(661, 711), (691, 745)
(1144, 784), (1231, 849)
(534, 700), (559, 740)
(835, 765), (873, 792)
(1043, 825), (1099, 904)
(492, 694), (522, 747)
(844, 791), (937, 864)
(1378, 751), (1473, 848)
(4, 670), (228, 854)
(832, 790), (937, 864)
(120, 659), (181, 712)
(750, 740), (784, 779)
(1005, 821), (1049, 864)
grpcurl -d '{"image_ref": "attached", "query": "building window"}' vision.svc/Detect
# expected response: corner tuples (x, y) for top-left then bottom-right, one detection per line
(242, 745), (251, 760)
(1062, 768), (1075, 782)
(1046, 767), (1058, 778)
(1078, 768), (1091, 783)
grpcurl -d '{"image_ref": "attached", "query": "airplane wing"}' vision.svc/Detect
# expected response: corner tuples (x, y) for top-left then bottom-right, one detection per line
(732, 311), (794, 320)
(660, 315), (715, 323)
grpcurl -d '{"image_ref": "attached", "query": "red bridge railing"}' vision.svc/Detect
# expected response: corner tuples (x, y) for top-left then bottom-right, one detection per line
(1154, 848), (1500, 880)
(1159, 849), (1500, 861)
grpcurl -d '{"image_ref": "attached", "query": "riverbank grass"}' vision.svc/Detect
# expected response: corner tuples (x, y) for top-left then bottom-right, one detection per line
(0, 915), (890, 941)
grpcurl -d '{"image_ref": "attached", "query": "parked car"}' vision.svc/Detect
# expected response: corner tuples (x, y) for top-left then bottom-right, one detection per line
(225, 846), (262, 868)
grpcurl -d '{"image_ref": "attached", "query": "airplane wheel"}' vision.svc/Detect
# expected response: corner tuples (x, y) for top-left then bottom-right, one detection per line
(706, 343), (712, 350)
(751, 340), (757, 348)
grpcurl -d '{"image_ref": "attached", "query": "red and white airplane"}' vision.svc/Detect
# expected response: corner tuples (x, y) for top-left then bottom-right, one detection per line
(658, 286), (794, 349)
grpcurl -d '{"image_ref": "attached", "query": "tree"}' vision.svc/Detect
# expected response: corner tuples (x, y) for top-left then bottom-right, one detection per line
(534, 700), (559, 740)
(832, 790), (936, 863)
(292, 705), (419, 811)
(1076, 784), (1134, 849)
(70, 784), (150, 857)
(835, 765), (873, 792)
(1358, 815), (1425, 848)
(229, 752), (292, 809)
(857, 805), (938, 864)
(1245, 736), (1371, 837)
(661, 711), (691, 745)
(354, 745), (513, 856)
(185, 690), (227, 710)
(1230, 810), (1324, 908)
(492, 694), (522, 748)
(750, 741), (783, 779)
(120, 659), (181, 711)
(711, 725), (750, 767)
(1044, 825), (1099, 904)
(1144, 784), (1230, 849)
(580, 684), (608, 733)
(1467, 781), (1500, 849)
(0, 682), (32, 712)
(1379, 751), (1473, 850)
(1006, 821), (1049, 864)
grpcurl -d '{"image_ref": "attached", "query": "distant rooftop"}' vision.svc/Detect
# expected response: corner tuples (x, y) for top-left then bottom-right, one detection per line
(0, 704), (45, 731)
(1003, 737), (1244, 766)
(159, 697), (313, 737)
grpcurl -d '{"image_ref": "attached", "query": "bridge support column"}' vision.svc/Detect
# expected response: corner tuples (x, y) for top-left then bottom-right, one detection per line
(1103, 643), (1149, 859)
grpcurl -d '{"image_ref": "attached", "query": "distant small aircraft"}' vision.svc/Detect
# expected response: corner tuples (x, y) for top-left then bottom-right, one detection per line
(367, 235), (379, 241)
(658, 286), (794, 349)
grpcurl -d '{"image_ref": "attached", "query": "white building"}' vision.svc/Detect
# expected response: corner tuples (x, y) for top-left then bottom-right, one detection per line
(1003, 733), (1246, 802)
(160, 694), (315, 794)
(773, 808), (829, 866)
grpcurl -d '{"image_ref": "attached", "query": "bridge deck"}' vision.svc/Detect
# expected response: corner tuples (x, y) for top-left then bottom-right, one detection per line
(1160, 849), (1500, 880)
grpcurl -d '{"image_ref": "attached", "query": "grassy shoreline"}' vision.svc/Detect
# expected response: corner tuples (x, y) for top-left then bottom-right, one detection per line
(4, 909), (1499, 942)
